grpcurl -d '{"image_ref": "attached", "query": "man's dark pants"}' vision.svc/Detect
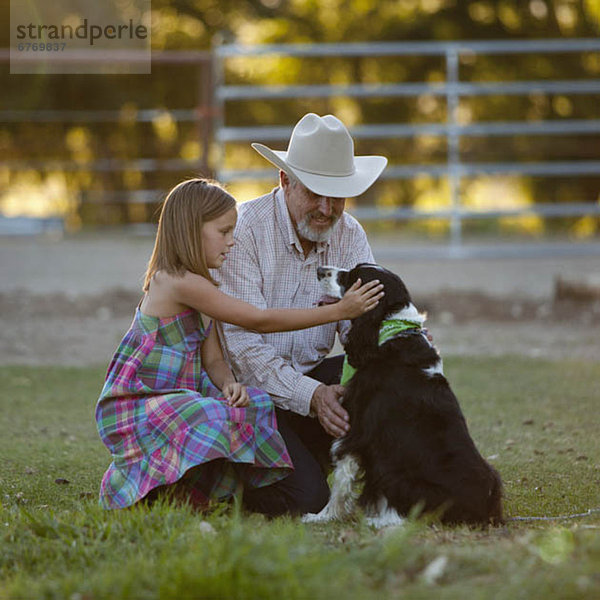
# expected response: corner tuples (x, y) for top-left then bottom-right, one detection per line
(242, 355), (344, 517)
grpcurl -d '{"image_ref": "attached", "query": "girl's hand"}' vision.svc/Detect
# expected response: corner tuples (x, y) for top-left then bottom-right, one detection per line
(337, 278), (384, 319)
(223, 382), (250, 407)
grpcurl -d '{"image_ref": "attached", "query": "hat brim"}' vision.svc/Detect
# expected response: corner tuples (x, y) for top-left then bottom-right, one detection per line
(252, 143), (387, 198)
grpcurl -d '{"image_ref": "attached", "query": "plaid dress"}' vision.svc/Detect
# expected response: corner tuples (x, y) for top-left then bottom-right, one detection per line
(95, 308), (293, 510)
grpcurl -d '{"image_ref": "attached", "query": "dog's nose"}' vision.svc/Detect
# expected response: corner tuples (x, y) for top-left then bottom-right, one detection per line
(317, 267), (326, 280)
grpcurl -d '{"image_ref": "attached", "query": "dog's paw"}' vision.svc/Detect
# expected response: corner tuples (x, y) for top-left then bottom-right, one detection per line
(301, 511), (334, 524)
(365, 512), (405, 529)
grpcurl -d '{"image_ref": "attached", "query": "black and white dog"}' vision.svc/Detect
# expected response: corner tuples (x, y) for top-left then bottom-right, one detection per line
(303, 263), (503, 528)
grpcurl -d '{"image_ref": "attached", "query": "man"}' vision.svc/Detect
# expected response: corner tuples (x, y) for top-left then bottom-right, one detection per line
(217, 113), (387, 516)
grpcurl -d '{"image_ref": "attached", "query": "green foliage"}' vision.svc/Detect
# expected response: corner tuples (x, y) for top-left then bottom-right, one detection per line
(1, 0), (599, 231)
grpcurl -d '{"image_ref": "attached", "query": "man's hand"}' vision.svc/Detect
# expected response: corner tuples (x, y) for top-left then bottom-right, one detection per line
(311, 384), (350, 438)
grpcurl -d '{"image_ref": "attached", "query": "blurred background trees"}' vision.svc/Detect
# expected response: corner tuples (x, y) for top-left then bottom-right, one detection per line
(1, 0), (599, 238)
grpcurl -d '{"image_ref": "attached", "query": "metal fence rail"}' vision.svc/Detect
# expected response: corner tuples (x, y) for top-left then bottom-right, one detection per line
(1, 41), (599, 248)
(214, 38), (600, 247)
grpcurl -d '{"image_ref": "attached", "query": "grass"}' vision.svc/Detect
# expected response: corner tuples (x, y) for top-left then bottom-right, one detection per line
(1, 357), (600, 599)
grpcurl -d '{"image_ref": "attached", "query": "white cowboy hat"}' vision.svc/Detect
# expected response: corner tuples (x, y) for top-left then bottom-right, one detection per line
(251, 113), (387, 198)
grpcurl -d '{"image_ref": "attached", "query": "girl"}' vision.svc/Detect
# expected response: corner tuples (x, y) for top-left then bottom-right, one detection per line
(95, 178), (383, 510)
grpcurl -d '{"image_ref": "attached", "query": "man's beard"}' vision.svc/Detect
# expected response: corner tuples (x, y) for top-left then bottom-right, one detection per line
(297, 212), (340, 242)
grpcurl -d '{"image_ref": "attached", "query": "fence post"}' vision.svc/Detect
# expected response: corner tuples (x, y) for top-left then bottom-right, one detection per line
(446, 46), (462, 249)
(212, 36), (226, 182)
(197, 60), (213, 177)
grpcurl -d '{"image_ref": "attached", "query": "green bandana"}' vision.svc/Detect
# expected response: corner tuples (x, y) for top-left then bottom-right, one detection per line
(340, 319), (421, 386)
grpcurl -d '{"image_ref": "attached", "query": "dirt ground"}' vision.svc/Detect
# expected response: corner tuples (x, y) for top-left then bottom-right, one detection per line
(1, 233), (599, 367)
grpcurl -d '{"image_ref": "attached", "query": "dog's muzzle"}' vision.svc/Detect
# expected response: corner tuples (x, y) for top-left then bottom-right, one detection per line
(317, 266), (347, 301)
(317, 266), (332, 280)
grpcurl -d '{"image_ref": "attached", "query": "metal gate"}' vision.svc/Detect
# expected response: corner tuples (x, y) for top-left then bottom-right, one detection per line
(214, 38), (600, 250)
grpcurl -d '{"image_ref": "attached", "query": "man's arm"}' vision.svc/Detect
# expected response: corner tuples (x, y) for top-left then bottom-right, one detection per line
(217, 230), (320, 416)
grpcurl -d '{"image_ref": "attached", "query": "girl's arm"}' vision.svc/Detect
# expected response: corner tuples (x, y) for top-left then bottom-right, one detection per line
(201, 321), (249, 407)
(200, 320), (236, 390)
(168, 271), (382, 334)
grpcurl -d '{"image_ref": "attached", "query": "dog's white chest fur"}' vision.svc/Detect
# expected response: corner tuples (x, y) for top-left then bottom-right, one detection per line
(301, 440), (406, 529)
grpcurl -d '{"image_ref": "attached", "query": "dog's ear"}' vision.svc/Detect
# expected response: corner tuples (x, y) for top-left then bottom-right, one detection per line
(348, 264), (380, 287)
(345, 302), (386, 369)
(382, 277), (411, 308)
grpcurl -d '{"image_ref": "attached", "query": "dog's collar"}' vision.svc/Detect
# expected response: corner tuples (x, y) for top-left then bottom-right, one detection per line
(379, 318), (422, 344)
(340, 318), (422, 386)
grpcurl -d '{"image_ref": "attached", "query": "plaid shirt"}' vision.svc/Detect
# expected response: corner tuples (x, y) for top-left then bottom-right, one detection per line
(215, 187), (374, 416)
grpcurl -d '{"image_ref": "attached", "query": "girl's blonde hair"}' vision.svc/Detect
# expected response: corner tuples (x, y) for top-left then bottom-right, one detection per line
(143, 178), (236, 290)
